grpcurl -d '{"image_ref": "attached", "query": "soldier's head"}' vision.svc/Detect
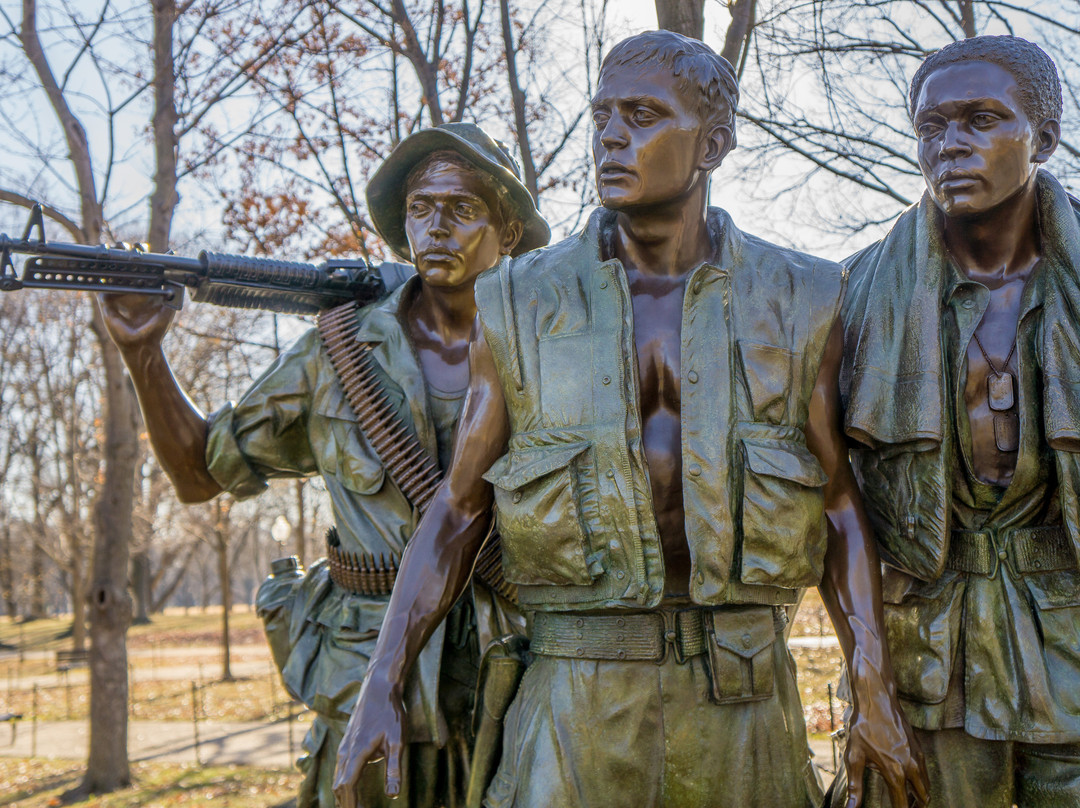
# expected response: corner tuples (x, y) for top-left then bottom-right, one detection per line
(592, 31), (738, 211)
(908, 36), (1061, 218)
(367, 123), (550, 289)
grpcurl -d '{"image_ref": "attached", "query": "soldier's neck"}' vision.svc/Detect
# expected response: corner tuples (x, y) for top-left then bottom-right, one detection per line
(612, 187), (711, 278)
(943, 186), (1041, 286)
(410, 282), (478, 343)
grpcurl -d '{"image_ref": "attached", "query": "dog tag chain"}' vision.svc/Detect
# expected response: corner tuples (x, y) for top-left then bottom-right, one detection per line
(972, 331), (1019, 452)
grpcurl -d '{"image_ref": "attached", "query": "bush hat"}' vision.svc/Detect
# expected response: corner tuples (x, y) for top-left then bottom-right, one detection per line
(367, 122), (551, 261)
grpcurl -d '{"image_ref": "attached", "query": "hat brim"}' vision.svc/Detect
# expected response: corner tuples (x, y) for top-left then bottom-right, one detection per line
(366, 128), (551, 261)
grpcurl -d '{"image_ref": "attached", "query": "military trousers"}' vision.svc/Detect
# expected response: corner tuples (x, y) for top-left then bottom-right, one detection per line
(835, 727), (1080, 808)
(484, 608), (822, 808)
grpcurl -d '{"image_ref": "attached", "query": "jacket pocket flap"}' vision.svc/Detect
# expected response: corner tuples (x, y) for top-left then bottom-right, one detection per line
(1025, 570), (1080, 610)
(742, 438), (827, 487)
(482, 441), (590, 490)
(710, 608), (775, 658)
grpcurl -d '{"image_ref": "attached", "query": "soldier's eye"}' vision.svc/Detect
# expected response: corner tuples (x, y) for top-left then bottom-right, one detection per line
(917, 122), (943, 139)
(592, 110), (611, 129)
(632, 107), (659, 125)
(971, 113), (998, 128)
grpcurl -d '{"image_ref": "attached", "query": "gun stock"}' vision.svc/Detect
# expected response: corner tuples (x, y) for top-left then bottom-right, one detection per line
(0, 204), (412, 315)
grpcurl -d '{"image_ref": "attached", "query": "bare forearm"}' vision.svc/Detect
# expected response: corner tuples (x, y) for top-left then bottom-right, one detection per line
(819, 501), (894, 702)
(366, 484), (493, 696)
(122, 343), (221, 502)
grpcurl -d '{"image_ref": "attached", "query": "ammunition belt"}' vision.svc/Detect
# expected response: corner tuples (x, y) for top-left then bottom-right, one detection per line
(327, 543), (399, 596)
(948, 525), (1074, 577)
(318, 301), (517, 603)
(531, 609), (710, 663)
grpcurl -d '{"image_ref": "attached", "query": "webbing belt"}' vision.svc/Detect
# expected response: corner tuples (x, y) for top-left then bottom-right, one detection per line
(947, 525), (1075, 577)
(531, 610), (710, 663)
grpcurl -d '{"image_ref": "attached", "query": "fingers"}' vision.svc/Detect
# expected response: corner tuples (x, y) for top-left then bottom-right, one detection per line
(385, 741), (403, 798)
(844, 743), (865, 808)
(907, 756), (930, 807)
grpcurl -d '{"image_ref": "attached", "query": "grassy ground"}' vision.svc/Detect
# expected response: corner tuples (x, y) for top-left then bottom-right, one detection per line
(0, 598), (846, 760)
(0, 674), (297, 723)
(0, 608), (264, 658)
(0, 759), (299, 807)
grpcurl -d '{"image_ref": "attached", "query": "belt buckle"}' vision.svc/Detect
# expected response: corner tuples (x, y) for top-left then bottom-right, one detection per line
(984, 528), (1010, 580)
(662, 610), (693, 665)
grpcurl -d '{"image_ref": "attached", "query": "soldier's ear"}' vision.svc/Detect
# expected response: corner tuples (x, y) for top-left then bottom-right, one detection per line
(500, 219), (524, 255)
(1033, 118), (1060, 165)
(700, 124), (734, 172)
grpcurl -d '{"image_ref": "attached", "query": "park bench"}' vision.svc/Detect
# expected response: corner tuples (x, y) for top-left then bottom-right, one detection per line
(56, 648), (89, 671)
(0, 711), (20, 744)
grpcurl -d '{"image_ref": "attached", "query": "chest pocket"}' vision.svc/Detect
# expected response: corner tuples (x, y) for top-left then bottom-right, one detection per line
(738, 435), (827, 588)
(482, 440), (598, 586)
(738, 341), (799, 423)
(311, 402), (387, 496)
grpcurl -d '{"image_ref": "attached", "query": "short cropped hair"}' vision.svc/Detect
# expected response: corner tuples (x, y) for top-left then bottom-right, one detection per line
(600, 30), (740, 146)
(405, 149), (517, 230)
(909, 35), (1062, 125)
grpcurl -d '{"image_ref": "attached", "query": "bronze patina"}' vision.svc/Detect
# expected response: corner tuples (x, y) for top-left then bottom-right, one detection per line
(99, 121), (549, 808)
(837, 35), (1080, 808)
(334, 31), (928, 808)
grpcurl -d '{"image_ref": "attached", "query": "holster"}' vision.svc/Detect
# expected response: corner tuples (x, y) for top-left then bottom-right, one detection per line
(465, 634), (531, 808)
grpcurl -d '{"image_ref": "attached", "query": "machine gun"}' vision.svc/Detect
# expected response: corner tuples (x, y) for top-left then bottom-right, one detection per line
(0, 204), (413, 315)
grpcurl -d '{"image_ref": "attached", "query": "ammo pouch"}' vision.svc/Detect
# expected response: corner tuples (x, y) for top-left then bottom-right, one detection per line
(704, 605), (778, 704)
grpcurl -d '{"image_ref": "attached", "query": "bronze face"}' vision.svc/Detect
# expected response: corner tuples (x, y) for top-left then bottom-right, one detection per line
(404, 163), (511, 289)
(590, 65), (716, 210)
(914, 61), (1050, 218)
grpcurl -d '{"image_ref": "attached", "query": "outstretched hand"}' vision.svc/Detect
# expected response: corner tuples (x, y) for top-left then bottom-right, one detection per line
(333, 674), (407, 808)
(842, 668), (929, 808)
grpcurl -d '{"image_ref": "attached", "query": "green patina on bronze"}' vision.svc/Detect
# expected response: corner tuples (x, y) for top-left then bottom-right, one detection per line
(841, 171), (1080, 744)
(475, 207), (844, 611)
(207, 280), (480, 806)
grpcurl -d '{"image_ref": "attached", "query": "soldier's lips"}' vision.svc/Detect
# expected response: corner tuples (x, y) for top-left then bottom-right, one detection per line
(598, 162), (635, 180)
(936, 170), (980, 190)
(417, 249), (459, 262)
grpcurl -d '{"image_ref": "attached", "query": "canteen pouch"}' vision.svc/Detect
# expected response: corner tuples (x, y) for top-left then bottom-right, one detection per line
(705, 606), (776, 704)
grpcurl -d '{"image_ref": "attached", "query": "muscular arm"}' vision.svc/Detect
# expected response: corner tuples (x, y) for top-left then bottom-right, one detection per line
(333, 322), (510, 808)
(98, 294), (221, 502)
(805, 321), (928, 808)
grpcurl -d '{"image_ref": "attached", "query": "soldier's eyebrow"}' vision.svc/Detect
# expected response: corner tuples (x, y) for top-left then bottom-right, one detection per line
(592, 94), (675, 113)
(406, 188), (487, 205)
(916, 95), (1014, 120)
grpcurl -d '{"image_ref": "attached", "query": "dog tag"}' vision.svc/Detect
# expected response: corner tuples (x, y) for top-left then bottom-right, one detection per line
(987, 372), (1015, 412)
(994, 413), (1019, 453)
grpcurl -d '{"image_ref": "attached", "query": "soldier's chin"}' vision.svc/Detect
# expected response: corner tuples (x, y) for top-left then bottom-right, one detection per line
(598, 187), (641, 210)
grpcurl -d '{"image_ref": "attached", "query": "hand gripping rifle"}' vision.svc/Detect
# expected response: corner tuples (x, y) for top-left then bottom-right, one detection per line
(0, 204), (413, 315)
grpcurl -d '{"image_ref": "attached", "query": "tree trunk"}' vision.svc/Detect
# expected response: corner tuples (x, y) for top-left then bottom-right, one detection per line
(21, 0), (133, 791)
(150, 0), (179, 252)
(720, 0), (756, 75)
(131, 551), (152, 624)
(215, 499), (233, 681)
(499, 0), (539, 201)
(655, 0), (705, 40)
(70, 533), (87, 652)
(0, 522), (14, 618)
(84, 307), (138, 793)
(28, 539), (46, 620)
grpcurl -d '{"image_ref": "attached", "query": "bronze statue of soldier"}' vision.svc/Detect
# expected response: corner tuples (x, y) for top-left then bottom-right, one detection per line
(98, 122), (549, 808)
(334, 31), (927, 808)
(836, 35), (1080, 807)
